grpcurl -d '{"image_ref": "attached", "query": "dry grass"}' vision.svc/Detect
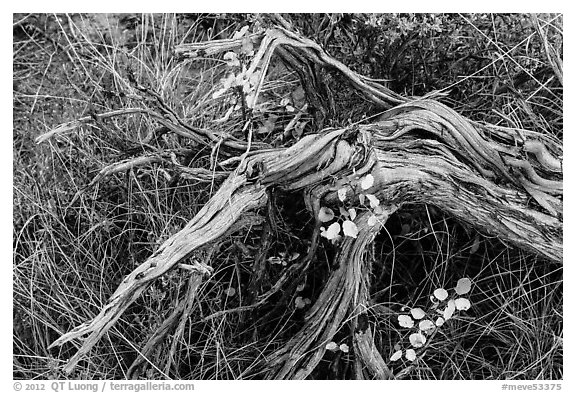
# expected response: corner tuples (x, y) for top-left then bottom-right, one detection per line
(13, 13), (562, 380)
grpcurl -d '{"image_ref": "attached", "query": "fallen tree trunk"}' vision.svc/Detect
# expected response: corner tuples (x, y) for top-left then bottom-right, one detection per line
(42, 21), (562, 378)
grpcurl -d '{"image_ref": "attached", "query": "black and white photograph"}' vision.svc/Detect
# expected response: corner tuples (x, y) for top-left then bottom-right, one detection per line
(13, 12), (563, 383)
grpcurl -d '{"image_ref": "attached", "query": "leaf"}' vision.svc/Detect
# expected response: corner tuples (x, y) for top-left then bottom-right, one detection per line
(342, 220), (359, 238)
(321, 222), (341, 240)
(295, 296), (307, 309)
(222, 73), (236, 90)
(443, 299), (456, 320)
(223, 51), (240, 67)
(365, 194), (380, 208)
(242, 79), (253, 94)
(291, 85), (307, 108)
(367, 215), (378, 226)
(245, 93), (256, 108)
(223, 51), (237, 61)
(435, 317), (445, 327)
(454, 297), (471, 311)
(292, 120), (307, 139)
(248, 70), (261, 86)
(433, 288), (449, 301)
(419, 319), (435, 333)
(241, 35), (254, 55)
(234, 73), (246, 87)
(225, 287), (236, 297)
(358, 193), (365, 205)
(339, 344), (349, 353)
(296, 283), (306, 292)
(398, 314), (414, 328)
(390, 350), (403, 361)
(410, 307), (426, 320)
(232, 25), (249, 39)
(470, 235), (481, 254)
(337, 188), (347, 202)
(409, 332), (426, 348)
(318, 206), (335, 222)
(455, 278), (472, 295)
(400, 223), (411, 236)
(405, 348), (417, 361)
(348, 208), (357, 221)
(267, 256), (284, 265)
(361, 174), (375, 190)
(325, 341), (339, 351)
(339, 206), (350, 218)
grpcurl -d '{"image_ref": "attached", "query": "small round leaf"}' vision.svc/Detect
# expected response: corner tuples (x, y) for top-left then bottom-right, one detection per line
(470, 235), (481, 254)
(365, 194), (380, 208)
(419, 319), (435, 333)
(409, 332), (426, 348)
(410, 307), (426, 320)
(318, 207), (335, 222)
(295, 296), (306, 309)
(390, 350), (403, 361)
(361, 174), (375, 190)
(454, 297), (471, 311)
(348, 208), (357, 221)
(368, 215), (378, 226)
(405, 349), (417, 361)
(398, 314), (414, 328)
(325, 341), (338, 351)
(342, 220), (359, 238)
(455, 278), (472, 295)
(433, 288), (449, 301)
(232, 25), (249, 39)
(443, 299), (456, 321)
(320, 222), (341, 240)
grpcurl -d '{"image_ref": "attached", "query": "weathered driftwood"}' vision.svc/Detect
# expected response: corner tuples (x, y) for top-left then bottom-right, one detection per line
(42, 24), (562, 378)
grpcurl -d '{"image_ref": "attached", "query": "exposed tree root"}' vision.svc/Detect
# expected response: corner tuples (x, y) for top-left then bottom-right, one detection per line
(349, 213), (394, 380)
(353, 325), (393, 380)
(262, 212), (386, 379)
(43, 21), (563, 378)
